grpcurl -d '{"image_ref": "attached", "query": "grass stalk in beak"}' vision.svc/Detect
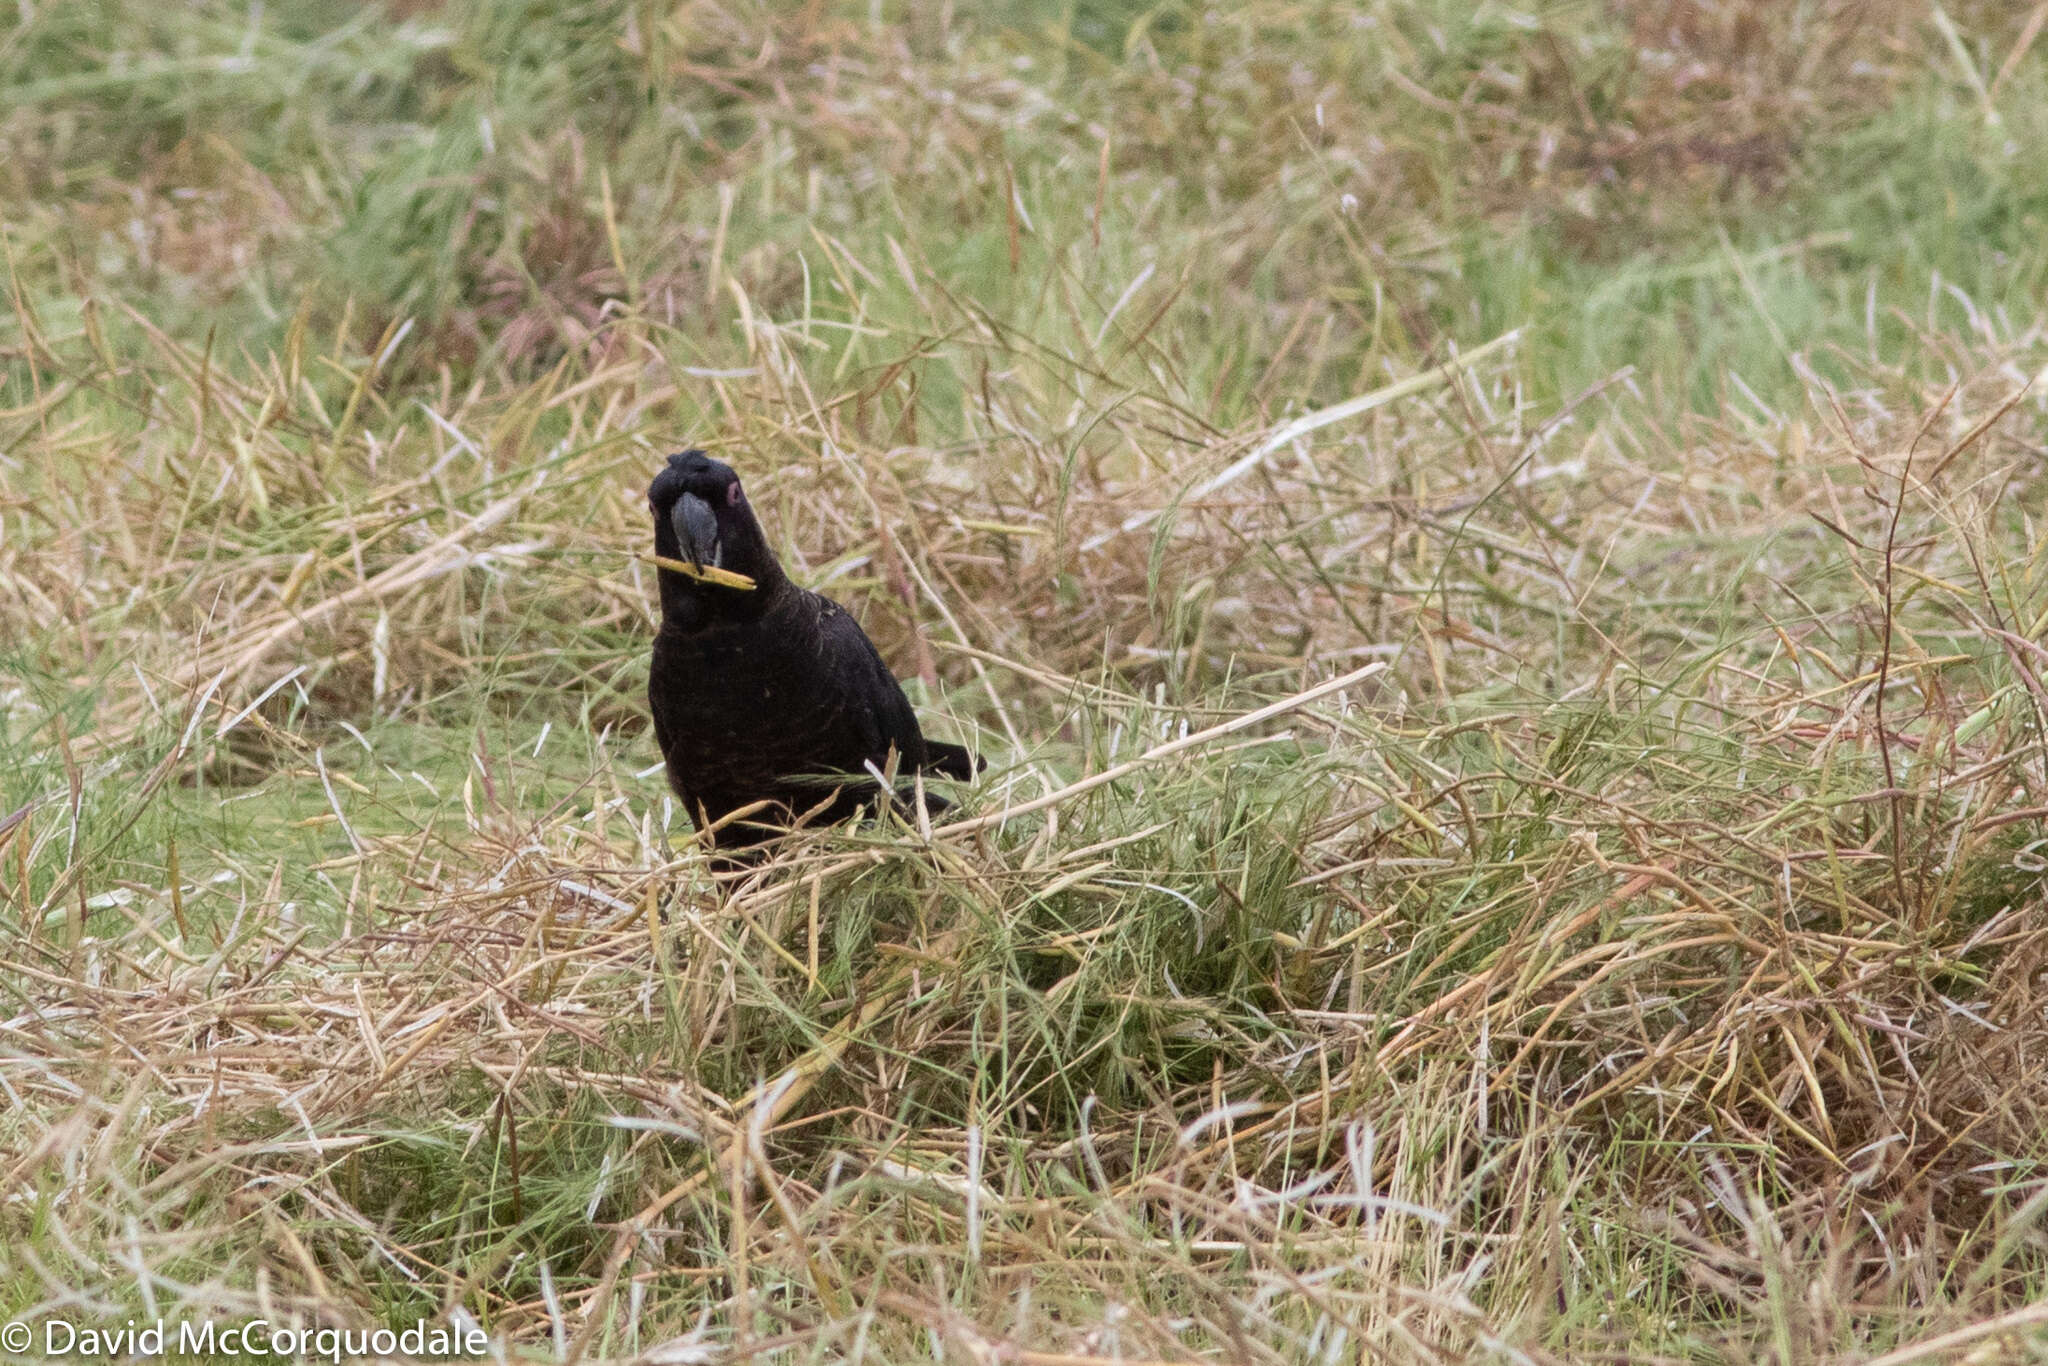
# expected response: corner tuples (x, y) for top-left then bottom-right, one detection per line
(638, 552), (757, 591)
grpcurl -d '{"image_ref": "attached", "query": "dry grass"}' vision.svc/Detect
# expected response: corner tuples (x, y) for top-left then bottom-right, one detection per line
(7, 2), (2048, 1363)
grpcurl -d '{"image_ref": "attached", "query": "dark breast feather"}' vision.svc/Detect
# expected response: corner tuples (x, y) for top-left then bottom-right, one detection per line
(648, 584), (933, 835)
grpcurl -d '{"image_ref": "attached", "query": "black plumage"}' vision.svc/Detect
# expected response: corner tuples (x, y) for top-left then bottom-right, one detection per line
(646, 450), (978, 855)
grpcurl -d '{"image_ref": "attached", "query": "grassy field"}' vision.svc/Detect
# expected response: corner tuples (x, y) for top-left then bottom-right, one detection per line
(6, 1), (2048, 1361)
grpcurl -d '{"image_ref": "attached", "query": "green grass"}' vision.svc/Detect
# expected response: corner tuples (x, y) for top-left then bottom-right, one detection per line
(8, 1), (2048, 1361)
